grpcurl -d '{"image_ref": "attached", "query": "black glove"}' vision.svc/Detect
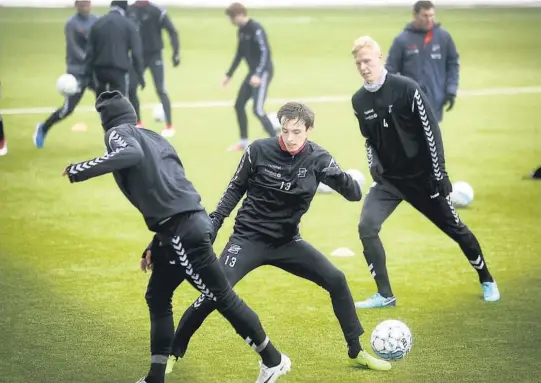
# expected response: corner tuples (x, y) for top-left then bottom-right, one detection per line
(437, 176), (453, 197)
(429, 176), (452, 198)
(209, 212), (224, 244)
(172, 53), (180, 67)
(139, 77), (146, 90)
(369, 163), (384, 184)
(443, 93), (456, 112)
(321, 166), (342, 179)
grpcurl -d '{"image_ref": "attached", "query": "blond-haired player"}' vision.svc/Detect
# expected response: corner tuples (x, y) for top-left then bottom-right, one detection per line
(350, 36), (499, 309)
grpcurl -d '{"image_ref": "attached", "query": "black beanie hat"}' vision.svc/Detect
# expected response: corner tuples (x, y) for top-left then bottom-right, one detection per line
(95, 90), (137, 131)
(111, 1), (128, 11)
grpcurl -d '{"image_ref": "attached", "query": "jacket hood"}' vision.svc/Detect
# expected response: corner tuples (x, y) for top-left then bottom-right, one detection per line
(404, 22), (441, 33)
(95, 90), (137, 131)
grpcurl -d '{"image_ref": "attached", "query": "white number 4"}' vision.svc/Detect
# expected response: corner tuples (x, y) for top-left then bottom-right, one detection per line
(280, 181), (291, 190)
(383, 119), (389, 128)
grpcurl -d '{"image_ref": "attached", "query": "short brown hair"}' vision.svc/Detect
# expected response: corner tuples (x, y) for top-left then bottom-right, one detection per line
(225, 2), (247, 17)
(413, 0), (434, 13)
(277, 102), (315, 130)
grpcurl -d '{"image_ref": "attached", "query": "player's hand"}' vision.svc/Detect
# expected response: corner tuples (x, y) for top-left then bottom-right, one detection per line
(222, 76), (231, 88)
(436, 176), (453, 197)
(209, 212), (224, 244)
(249, 75), (262, 87)
(140, 249), (153, 273)
(62, 163), (77, 183)
(443, 93), (456, 111)
(172, 53), (180, 67)
(369, 163), (384, 184)
(321, 166), (342, 180)
(139, 77), (146, 90)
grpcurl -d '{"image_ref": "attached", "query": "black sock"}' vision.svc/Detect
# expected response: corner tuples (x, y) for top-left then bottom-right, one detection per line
(145, 362), (166, 383)
(458, 230), (493, 283)
(361, 244), (394, 298)
(159, 93), (172, 126)
(0, 116), (4, 142)
(347, 337), (363, 359)
(257, 339), (282, 367)
(235, 107), (248, 140)
(42, 110), (62, 134)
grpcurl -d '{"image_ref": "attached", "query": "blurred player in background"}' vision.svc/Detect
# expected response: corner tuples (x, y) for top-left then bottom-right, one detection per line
(0, 114), (6, 156)
(128, 1), (180, 138)
(350, 36), (499, 309)
(223, 2), (276, 152)
(33, 0), (98, 149)
(0, 81), (5, 156)
(63, 90), (289, 383)
(166, 102), (391, 377)
(385, 0), (459, 122)
(84, 1), (145, 97)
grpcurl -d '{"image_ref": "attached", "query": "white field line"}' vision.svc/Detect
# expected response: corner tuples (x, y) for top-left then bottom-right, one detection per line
(0, 86), (540, 116)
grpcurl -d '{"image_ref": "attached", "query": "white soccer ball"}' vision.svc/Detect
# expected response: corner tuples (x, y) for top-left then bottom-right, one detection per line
(346, 169), (365, 190)
(450, 181), (474, 208)
(267, 112), (281, 131)
(370, 319), (413, 360)
(56, 74), (79, 96)
(153, 104), (165, 122)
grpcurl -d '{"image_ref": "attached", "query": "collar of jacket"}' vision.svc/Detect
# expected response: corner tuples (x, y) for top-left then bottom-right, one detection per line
(363, 68), (388, 93)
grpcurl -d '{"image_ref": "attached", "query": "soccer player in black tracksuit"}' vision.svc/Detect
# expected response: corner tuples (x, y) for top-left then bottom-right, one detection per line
(0, 113), (6, 156)
(223, 3), (276, 152)
(164, 102), (392, 379)
(85, 1), (145, 98)
(128, 1), (179, 137)
(349, 36), (500, 309)
(34, 0), (98, 149)
(62, 90), (289, 383)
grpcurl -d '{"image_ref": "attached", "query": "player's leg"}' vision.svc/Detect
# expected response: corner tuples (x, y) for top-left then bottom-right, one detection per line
(128, 66), (142, 126)
(34, 84), (86, 149)
(169, 237), (266, 369)
(0, 114), (6, 156)
(402, 179), (499, 302)
(229, 76), (252, 151)
(92, 71), (107, 96)
(163, 212), (289, 381)
(251, 70), (276, 137)
(355, 181), (403, 308)
(268, 239), (391, 371)
(142, 242), (186, 383)
(149, 52), (174, 137)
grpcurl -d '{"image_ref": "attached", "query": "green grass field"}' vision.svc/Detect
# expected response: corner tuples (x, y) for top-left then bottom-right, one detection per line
(1, 6), (541, 383)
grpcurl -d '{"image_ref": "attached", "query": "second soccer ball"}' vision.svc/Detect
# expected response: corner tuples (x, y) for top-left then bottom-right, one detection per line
(56, 74), (79, 97)
(153, 104), (166, 122)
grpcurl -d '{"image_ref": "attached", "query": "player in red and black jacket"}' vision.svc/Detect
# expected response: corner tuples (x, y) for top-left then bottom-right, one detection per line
(164, 102), (392, 377)
(350, 36), (499, 309)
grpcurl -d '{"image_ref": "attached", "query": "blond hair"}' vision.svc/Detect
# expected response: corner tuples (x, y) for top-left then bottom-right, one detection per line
(351, 36), (381, 56)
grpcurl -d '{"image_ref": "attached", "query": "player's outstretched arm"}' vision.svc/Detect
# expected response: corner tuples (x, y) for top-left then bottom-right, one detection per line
(214, 145), (254, 219)
(409, 84), (452, 196)
(63, 128), (143, 183)
(319, 154), (362, 202)
(160, 11), (180, 65)
(225, 39), (242, 78)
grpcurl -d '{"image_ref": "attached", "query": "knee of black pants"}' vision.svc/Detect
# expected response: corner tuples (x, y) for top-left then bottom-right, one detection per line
(145, 287), (173, 319)
(358, 215), (381, 239)
(322, 269), (348, 294)
(252, 104), (265, 119)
